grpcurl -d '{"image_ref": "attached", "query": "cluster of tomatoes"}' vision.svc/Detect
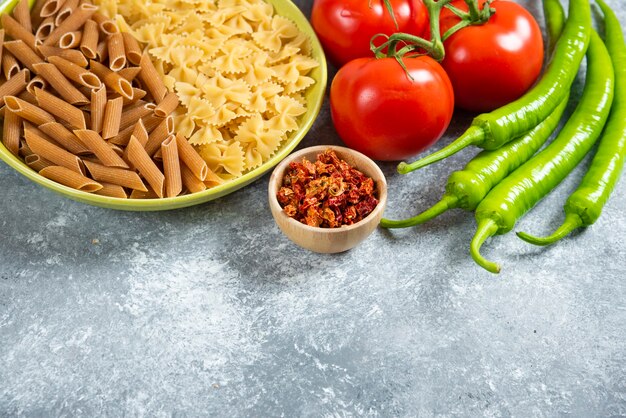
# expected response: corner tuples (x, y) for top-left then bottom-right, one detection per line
(311, 0), (544, 161)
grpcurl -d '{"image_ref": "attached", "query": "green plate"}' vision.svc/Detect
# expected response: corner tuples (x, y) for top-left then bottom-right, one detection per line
(0, 0), (327, 210)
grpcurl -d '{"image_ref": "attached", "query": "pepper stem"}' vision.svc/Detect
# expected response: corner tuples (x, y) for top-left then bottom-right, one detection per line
(470, 218), (501, 274)
(516, 213), (583, 246)
(397, 125), (485, 174)
(380, 194), (459, 228)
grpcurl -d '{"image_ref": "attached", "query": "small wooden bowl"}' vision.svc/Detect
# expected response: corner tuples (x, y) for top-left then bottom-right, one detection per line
(268, 145), (387, 253)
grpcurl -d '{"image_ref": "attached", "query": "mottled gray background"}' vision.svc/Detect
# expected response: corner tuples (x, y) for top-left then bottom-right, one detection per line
(1, 0), (625, 416)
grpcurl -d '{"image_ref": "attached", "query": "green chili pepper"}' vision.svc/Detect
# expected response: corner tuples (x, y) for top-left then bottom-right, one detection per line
(380, 99), (568, 228)
(397, 0), (591, 174)
(516, 0), (626, 246)
(470, 29), (615, 274)
(543, 0), (567, 54)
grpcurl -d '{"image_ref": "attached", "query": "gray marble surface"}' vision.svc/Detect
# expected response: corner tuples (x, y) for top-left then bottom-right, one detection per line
(1, 0), (625, 416)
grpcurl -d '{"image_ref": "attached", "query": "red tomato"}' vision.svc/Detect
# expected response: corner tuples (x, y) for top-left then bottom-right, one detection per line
(330, 57), (454, 161)
(440, 0), (544, 112)
(311, 0), (429, 68)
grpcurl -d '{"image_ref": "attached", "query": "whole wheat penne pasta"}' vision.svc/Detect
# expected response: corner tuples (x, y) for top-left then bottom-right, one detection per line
(3, 40), (44, 73)
(19, 140), (33, 158)
(2, 109), (22, 156)
(95, 40), (108, 62)
(122, 88), (146, 106)
(119, 102), (153, 131)
(38, 45), (88, 67)
(121, 32), (142, 66)
(25, 154), (54, 171)
(153, 148), (162, 161)
(2, 51), (21, 80)
(39, 121), (90, 155)
(126, 135), (164, 197)
(110, 143), (124, 158)
(83, 160), (147, 191)
(39, 165), (102, 192)
(12, 0), (32, 34)
(180, 164), (207, 193)
(44, 3), (98, 47)
(17, 89), (37, 105)
(160, 135), (182, 197)
(203, 168), (224, 188)
(175, 133), (208, 181)
(95, 182), (128, 198)
(154, 92), (179, 118)
(129, 187), (158, 199)
(33, 88), (86, 129)
(26, 76), (48, 95)
(90, 85), (106, 133)
(40, 0), (66, 18)
(145, 116), (174, 156)
(0, 29), (5, 70)
(92, 12), (118, 35)
(23, 121), (65, 148)
(35, 16), (56, 43)
(4, 95), (55, 125)
(30, 0), (48, 28)
(59, 31), (82, 49)
(24, 125), (84, 173)
(107, 33), (125, 71)
(79, 19), (98, 60)
(101, 97), (123, 139)
(0, 14), (37, 52)
(117, 67), (141, 82)
(138, 52), (167, 103)
(32, 62), (88, 105)
(89, 60), (133, 99)
(108, 114), (161, 146)
(47, 56), (101, 88)
(55, 0), (79, 26)
(0, 69), (28, 107)
(73, 129), (129, 168)
(131, 118), (149, 147)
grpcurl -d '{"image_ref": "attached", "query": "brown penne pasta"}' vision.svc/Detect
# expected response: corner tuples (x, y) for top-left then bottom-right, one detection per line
(121, 32), (142, 66)
(119, 101), (153, 131)
(0, 14), (37, 52)
(39, 165), (102, 192)
(154, 92), (179, 118)
(0, 69), (28, 107)
(180, 164), (207, 193)
(33, 88), (86, 129)
(40, 0), (66, 18)
(26, 75), (48, 95)
(55, 0), (79, 26)
(23, 125), (84, 174)
(129, 187), (158, 199)
(12, 0), (32, 34)
(92, 12), (118, 35)
(95, 182), (128, 198)
(80, 19), (98, 60)
(90, 85), (107, 133)
(131, 118), (149, 147)
(95, 40), (108, 62)
(47, 55), (101, 88)
(0, 29), (4, 71)
(122, 88), (147, 106)
(19, 140), (33, 158)
(25, 154), (54, 171)
(39, 121), (91, 155)
(59, 31), (82, 49)
(83, 160), (147, 191)
(161, 135), (182, 197)
(32, 62), (89, 105)
(101, 97), (123, 139)
(2, 109), (22, 156)
(107, 33), (126, 71)
(44, 3), (98, 47)
(203, 168), (224, 188)
(2, 51), (21, 80)
(138, 52), (167, 103)
(17, 89), (37, 105)
(38, 45), (88, 67)
(117, 67), (141, 82)
(176, 133), (208, 181)
(108, 113), (162, 146)
(126, 135), (164, 197)
(30, 0), (48, 28)
(89, 60), (133, 99)
(73, 129), (129, 168)
(144, 115), (174, 156)
(3, 40), (44, 73)
(4, 96), (55, 125)
(35, 16), (56, 43)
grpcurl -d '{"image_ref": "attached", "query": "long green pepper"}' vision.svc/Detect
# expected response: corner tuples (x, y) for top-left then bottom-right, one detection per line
(517, 0), (626, 246)
(397, 0), (591, 174)
(470, 29), (615, 274)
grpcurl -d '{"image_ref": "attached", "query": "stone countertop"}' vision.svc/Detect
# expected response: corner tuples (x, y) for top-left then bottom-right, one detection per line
(1, 1), (625, 416)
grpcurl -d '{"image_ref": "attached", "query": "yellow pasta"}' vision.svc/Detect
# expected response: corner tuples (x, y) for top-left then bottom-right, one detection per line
(33, 62), (89, 105)
(101, 97), (123, 139)
(73, 129), (129, 168)
(125, 135), (164, 197)
(33, 88), (86, 130)
(23, 125), (84, 174)
(2, 108), (21, 156)
(90, 85), (107, 133)
(48, 56), (101, 89)
(4, 96), (55, 125)
(80, 19), (99, 59)
(0, 69), (28, 107)
(39, 166), (103, 192)
(3, 40), (44, 73)
(83, 160), (147, 191)
(89, 60), (133, 99)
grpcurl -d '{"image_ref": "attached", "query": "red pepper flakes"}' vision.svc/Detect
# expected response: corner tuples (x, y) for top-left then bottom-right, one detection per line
(277, 149), (379, 228)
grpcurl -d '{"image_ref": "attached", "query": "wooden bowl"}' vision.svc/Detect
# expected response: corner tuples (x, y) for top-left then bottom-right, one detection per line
(268, 145), (387, 253)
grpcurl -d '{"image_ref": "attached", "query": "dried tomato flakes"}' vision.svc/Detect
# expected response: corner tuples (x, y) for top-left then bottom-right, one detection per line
(277, 149), (379, 228)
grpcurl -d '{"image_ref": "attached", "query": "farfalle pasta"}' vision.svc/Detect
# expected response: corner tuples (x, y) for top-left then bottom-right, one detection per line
(93, 0), (318, 178)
